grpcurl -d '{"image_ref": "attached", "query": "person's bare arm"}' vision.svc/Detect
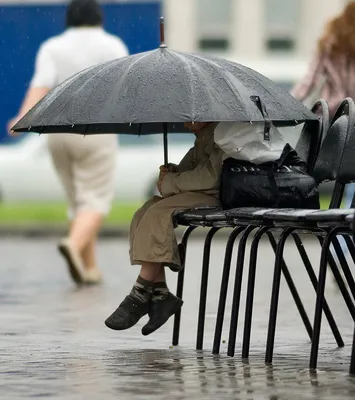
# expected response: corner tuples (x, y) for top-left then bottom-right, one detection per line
(8, 42), (56, 135)
(18, 87), (50, 118)
(8, 87), (50, 134)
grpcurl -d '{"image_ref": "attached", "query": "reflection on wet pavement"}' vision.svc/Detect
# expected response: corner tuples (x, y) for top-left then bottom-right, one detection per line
(0, 236), (354, 399)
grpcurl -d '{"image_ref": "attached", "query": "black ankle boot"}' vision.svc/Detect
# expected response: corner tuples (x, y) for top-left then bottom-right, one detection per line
(105, 294), (150, 331)
(141, 292), (183, 336)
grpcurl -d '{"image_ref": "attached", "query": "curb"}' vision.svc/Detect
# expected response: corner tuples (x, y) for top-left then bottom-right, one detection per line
(0, 224), (229, 239)
(0, 224), (129, 238)
(0, 225), (316, 244)
(0, 225), (318, 241)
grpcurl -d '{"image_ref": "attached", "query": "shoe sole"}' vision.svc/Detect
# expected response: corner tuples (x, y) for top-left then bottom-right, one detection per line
(105, 311), (149, 331)
(142, 299), (183, 336)
(104, 319), (126, 331)
(105, 318), (145, 331)
(84, 270), (103, 286)
(85, 280), (102, 286)
(58, 243), (84, 285)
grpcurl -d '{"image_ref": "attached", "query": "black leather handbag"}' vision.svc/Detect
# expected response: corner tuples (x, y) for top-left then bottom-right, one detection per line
(220, 144), (320, 210)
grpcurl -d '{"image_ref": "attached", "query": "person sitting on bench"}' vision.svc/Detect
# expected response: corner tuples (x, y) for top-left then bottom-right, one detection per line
(105, 122), (223, 335)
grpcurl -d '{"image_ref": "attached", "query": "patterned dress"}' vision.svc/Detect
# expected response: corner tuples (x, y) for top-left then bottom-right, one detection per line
(291, 51), (355, 117)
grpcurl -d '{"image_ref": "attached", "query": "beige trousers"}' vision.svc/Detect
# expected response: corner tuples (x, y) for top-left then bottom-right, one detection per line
(47, 134), (117, 219)
(129, 192), (219, 269)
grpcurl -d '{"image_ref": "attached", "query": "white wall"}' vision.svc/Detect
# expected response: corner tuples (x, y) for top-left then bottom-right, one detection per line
(231, 0), (265, 59)
(298, 0), (347, 58)
(163, 0), (197, 52)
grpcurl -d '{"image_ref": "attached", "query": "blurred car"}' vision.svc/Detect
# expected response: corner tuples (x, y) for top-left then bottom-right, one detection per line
(0, 133), (194, 203)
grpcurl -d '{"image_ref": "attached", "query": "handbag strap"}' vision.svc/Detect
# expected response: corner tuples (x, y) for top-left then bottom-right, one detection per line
(266, 145), (296, 207)
(266, 148), (293, 208)
(267, 167), (280, 208)
(250, 95), (271, 141)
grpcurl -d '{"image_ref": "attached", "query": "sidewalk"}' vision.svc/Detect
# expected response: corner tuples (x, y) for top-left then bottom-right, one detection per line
(1, 238), (353, 399)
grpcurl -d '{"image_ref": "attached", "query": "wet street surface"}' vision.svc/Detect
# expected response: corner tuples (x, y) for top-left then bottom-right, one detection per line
(1, 233), (355, 399)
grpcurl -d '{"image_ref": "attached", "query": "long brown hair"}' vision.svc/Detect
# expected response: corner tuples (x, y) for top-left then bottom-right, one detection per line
(318, 2), (355, 60)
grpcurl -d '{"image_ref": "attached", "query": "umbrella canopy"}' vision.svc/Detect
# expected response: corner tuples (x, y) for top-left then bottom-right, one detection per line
(13, 49), (317, 136)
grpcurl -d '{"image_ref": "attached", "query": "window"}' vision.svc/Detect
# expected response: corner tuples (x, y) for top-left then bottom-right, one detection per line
(197, 0), (232, 51)
(264, 0), (300, 52)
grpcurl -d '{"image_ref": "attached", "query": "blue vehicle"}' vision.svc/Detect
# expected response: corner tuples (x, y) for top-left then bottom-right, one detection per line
(0, 0), (161, 143)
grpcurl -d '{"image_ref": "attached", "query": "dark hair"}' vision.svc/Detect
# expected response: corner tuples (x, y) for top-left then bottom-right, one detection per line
(66, 0), (103, 28)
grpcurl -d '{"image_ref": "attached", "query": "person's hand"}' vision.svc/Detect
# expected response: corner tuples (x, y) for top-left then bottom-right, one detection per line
(158, 165), (168, 182)
(7, 116), (22, 136)
(157, 175), (163, 194)
(157, 166), (168, 194)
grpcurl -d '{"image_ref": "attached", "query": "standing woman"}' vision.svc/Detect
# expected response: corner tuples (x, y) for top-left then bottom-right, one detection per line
(292, 3), (355, 117)
(292, 2), (355, 230)
(8, 0), (129, 285)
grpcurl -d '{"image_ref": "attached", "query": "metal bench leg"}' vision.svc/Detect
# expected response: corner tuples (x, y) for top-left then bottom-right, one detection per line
(310, 228), (342, 370)
(293, 233), (344, 347)
(316, 235), (355, 321)
(350, 326), (355, 375)
(172, 226), (196, 346)
(242, 226), (270, 359)
(196, 227), (221, 350)
(227, 226), (256, 357)
(268, 232), (313, 341)
(342, 234), (355, 265)
(265, 227), (294, 364)
(332, 236), (355, 299)
(212, 226), (245, 355)
(343, 235), (355, 294)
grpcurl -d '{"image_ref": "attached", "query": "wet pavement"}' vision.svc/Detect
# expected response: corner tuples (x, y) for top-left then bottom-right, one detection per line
(1, 234), (355, 399)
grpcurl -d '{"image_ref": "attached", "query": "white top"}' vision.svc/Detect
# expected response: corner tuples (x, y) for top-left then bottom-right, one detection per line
(30, 27), (129, 88)
(214, 122), (285, 164)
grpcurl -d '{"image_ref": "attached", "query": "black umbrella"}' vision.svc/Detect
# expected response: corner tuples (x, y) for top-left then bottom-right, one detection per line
(13, 18), (317, 165)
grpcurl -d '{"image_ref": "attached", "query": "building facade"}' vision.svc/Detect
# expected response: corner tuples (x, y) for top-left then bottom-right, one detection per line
(164, 0), (352, 60)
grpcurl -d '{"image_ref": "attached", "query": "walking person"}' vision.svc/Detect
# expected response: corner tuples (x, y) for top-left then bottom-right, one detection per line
(292, 2), (355, 256)
(8, 0), (129, 285)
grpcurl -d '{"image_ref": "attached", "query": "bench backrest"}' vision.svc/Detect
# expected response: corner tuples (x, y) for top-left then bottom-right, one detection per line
(295, 99), (329, 175)
(313, 98), (355, 208)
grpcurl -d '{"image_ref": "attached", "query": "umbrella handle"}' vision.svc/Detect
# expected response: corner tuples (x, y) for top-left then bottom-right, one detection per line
(163, 123), (168, 167)
(160, 17), (167, 48)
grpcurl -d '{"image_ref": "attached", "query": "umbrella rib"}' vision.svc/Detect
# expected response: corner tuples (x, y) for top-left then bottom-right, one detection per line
(25, 62), (116, 129)
(185, 52), (255, 120)
(168, 51), (197, 121)
(37, 53), (154, 128)
(186, 52), (314, 122)
(108, 51), (156, 124)
(66, 61), (126, 123)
